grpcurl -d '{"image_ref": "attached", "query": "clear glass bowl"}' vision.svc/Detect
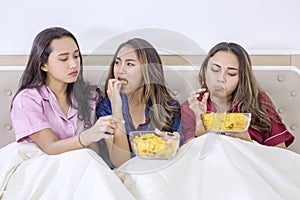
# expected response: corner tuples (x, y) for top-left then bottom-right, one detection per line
(201, 113), (251, 133)
(129, 131), (180, 159)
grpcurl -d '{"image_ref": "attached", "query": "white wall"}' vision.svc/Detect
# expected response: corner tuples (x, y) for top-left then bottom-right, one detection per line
(1, 0), (299, 55)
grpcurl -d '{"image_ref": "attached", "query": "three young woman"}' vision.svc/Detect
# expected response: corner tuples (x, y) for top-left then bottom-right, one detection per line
(1, 27), (297, 199)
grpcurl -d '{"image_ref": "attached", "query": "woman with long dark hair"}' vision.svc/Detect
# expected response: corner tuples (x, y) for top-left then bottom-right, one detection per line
(0, 27), (134, 199)
(182, 42), (294, 146)
(97, 38), (182, 167)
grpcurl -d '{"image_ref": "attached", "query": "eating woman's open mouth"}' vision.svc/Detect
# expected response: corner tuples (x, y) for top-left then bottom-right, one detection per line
(118, 78), (128, 85)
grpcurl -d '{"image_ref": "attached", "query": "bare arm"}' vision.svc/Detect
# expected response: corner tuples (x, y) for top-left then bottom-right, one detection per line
(29, 129), (83, 154)
(29, 115), (117, 155)
(195, 116), (207, 137)
(107, 117), (131, 168)
(106, 79), (131, 167)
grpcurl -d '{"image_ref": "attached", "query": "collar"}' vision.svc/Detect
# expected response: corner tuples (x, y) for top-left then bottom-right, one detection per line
(121, 94), (150, 122)
(39, 85), (77, 119)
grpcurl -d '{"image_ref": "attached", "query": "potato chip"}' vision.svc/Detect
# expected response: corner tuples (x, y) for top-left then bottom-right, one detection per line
(130, 132), (179, 159)
(202, 113), (251, 132)
(120, 79), (128, 84)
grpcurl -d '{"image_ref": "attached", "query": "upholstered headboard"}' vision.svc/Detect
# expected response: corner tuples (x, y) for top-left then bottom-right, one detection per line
(1, 66), (299, 153)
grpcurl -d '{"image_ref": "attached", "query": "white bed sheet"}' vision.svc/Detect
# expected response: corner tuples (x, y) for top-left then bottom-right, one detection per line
(0, 142), (135, 200)
(117, 133), (300, 200)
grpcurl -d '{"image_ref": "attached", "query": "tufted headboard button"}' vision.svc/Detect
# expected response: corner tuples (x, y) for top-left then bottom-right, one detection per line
(6, 125), (12, 131)
(277, 75), (284, 82)
(291, 91), (297, 97)
(278, 108), (284, 114)
(6, 90), (13, 96)
(290, 124), (296, 131)
(173, 90), (178, 96)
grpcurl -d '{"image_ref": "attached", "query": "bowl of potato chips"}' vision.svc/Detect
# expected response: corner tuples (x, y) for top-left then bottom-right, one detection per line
(129, 131), (180, 159)
(201, 112), (251, 133)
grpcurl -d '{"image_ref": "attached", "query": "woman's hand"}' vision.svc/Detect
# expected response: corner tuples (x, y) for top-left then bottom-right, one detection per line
(107, 79), (122, 115)
(106, 78), (125, 133)
(188, 88), (209, 117)
(188, 88), (209, 137)
(80, 115), (117, 146)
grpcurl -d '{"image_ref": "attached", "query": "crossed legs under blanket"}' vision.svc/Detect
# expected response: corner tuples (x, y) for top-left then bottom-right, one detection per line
(117, 133), (300, 200)
(0, 142), (134, 200)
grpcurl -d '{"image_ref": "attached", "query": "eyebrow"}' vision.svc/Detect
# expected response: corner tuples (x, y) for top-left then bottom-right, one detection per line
(116, 57), (137, 62)
(212, 63), (238, 71)
(57, 49), (79, 56)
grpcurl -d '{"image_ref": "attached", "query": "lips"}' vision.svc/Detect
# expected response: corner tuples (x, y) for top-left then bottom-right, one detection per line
(213, 85), (225, 91)
(69, 71), (78, 76)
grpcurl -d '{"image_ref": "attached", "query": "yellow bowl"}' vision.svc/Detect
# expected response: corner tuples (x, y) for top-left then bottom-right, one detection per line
(201, 113), (251, 133)
(129, 131), (180, 159)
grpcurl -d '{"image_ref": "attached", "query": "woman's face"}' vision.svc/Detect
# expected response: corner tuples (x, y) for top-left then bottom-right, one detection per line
(43, 37), (80, 87)
(113, 45), (143, 94)
(205, 50), (239, 100)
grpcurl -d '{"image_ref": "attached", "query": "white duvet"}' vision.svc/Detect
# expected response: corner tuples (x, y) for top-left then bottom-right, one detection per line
(0, 142), (135, 200)
(117, 133), (300, 200)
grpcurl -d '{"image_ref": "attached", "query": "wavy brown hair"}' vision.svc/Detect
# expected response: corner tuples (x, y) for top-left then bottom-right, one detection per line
(199, 42), (274, 133)
(105, 38), (180, 131)
(12, 27), (100, 128)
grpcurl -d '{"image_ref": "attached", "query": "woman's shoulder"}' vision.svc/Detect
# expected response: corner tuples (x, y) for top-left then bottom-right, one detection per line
(11, 86), (47, 112)
(14, 87), (45, 102)
(99, 96), (111, 104)
(168, 99), (181, 107)
(180, 100), (192, 112)
(96, 96), (112, 117)
(97, 97), (111, 109)
(258, 92), (274, 106)
(258, 91), (270, 99)
(180, 100), (189, 108)
(180, 100), (197, 118)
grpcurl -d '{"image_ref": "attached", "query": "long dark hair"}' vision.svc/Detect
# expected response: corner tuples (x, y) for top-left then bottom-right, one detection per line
(12, 27), (100, 128)
(105, 38), (180, 131)
(199, 42), (273, 133)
